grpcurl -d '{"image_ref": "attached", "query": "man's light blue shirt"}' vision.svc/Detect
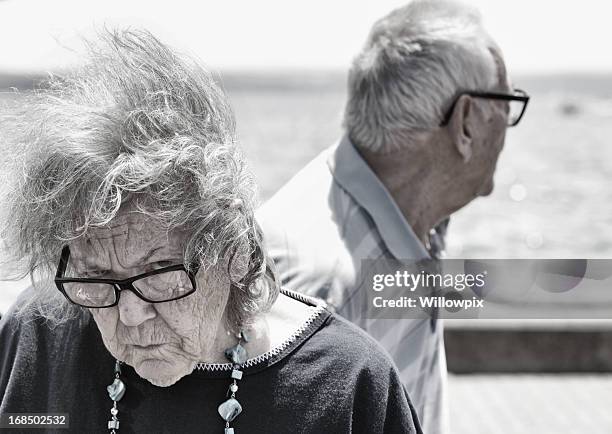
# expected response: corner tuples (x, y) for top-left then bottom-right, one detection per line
(258, 136), (448, 434)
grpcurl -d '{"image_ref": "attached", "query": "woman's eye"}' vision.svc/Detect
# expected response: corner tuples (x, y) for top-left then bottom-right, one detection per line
(85, 269), (108, 278)
(151, 260), (175, 270)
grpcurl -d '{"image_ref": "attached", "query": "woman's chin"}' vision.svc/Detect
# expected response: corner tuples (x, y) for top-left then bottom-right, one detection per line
(134, 358), (195, 387)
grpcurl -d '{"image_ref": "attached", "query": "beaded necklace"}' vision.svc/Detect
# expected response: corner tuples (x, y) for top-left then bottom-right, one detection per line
(106, 331), (249, 434)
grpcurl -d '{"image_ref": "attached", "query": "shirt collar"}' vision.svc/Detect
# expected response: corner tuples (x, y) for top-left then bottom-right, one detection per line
(326, 135), (430, 260)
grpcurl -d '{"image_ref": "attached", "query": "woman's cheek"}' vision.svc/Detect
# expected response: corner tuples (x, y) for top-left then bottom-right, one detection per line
(90, 307), (120, 338)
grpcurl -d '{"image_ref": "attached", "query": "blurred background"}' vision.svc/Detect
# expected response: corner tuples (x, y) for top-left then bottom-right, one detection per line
(1, 0), (611, 432)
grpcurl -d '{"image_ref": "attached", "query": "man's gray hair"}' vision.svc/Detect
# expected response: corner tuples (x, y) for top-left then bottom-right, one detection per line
(344, 0), (500, 153)
(0, 30), (278, 331)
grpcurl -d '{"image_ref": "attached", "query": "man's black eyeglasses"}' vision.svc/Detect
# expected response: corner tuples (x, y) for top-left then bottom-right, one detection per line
(440, 88), (530, 127)
(54, 246), (199, 308)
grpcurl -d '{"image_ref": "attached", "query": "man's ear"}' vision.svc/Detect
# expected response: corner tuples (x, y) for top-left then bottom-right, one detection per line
(449, 95), (474, 163)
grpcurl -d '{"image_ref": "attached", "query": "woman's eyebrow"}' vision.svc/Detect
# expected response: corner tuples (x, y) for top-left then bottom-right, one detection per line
(140, 246), (166, 263)
(69, 258), (109, 274)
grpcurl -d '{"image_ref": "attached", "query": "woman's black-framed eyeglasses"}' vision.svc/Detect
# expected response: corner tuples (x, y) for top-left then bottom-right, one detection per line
(440, 88), (530, 127)
(54, 246), (199, 308)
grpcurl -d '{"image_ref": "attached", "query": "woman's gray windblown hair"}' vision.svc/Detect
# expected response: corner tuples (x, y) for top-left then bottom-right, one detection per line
(0, 29), (278, 329)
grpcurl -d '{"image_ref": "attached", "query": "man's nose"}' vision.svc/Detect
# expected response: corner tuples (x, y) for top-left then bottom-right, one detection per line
(117, 289), (157, 327)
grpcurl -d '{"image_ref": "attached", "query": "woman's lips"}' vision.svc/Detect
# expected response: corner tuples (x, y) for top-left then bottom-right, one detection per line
(131, 343), (166, 349)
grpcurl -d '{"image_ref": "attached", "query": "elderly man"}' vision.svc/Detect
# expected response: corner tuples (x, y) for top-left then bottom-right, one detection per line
(258, 1), (529, 432)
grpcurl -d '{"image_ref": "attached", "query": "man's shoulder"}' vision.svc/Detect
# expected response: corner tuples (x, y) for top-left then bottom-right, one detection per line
(258, 146), (337, 219)
(258, 142), (376, 244)
(257, 142), (387, 301)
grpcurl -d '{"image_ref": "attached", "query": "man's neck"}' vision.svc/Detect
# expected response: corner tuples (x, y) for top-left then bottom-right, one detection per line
(358, 144), (448, 247)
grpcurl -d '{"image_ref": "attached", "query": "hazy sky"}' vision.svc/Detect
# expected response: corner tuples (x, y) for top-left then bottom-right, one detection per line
(0, 0), (611, 74)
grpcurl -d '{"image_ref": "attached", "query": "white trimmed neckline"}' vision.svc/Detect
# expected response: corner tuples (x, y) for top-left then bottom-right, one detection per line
(193, 288), (327, 372)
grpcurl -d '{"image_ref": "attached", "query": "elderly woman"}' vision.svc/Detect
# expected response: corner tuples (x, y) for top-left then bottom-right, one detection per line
(0, 31), (422, 433)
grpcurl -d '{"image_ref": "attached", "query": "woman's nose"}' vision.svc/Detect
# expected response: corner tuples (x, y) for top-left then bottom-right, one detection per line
(117, 289), (157, 327)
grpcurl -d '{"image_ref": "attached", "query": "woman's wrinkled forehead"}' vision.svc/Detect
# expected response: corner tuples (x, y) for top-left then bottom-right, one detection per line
(71, 212), (186, 269)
